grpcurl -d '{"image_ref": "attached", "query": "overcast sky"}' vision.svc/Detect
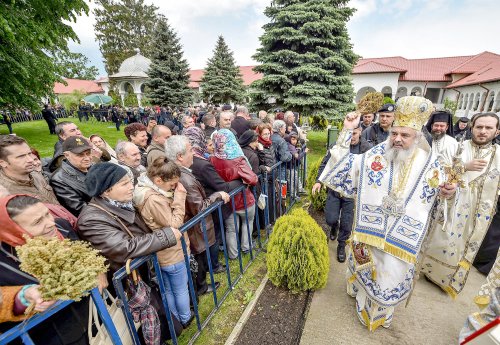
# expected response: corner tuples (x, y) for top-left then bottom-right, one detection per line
(68, 0), (500, 77)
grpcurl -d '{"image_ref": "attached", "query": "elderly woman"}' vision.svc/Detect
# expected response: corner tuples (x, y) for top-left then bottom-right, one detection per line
(77, 162), (183, 340)
(210, 129), (258, 259)
(0, 194), (99, 344)
(183, 127), (241, 272)
(133, 158), (193, 327)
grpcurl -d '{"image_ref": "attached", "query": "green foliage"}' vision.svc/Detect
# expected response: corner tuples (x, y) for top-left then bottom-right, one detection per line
(201, 36), (246, 104)
(94, 0), (159, 75)
(306, 159), (327, 211)
(58, 90), (87, 112)
(443, 98), (458, 115)
(145, 17), (192, 107)
(17, 237), (108, 301)
(55, 50), (99, 80)
(309, 115), (328, 131)
(252, 0), (358, 118)
(0, 0), (88, 111)
(383, 96), (395, 105)
(124, 93), (139, 107)
(267, 208), (329, 293)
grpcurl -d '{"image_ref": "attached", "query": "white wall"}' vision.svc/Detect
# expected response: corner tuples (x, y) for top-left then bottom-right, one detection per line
(352, 73), (400, 102)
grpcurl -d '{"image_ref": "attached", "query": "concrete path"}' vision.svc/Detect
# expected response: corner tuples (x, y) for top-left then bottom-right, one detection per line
(300, 242), (485, 345)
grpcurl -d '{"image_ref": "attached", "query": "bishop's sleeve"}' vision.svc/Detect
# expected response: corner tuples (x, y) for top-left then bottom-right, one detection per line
(318, 129), (361, 199)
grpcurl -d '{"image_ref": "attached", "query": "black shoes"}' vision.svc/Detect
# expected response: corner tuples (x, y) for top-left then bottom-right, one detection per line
(182, 313), (195, 329)
(212, 265), (226, 274)
(206, 282), (220, 294)
(337, 245), (346, 263)
(329, 223), (339, 241)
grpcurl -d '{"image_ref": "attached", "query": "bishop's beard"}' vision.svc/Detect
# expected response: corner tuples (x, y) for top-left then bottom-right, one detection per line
(384, 141), (418, 165)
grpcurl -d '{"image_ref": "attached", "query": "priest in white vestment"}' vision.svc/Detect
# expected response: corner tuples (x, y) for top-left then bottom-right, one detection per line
(422, 112), (500, 297)
(425, 110), (458, 164)
(319, 96), (457, 331)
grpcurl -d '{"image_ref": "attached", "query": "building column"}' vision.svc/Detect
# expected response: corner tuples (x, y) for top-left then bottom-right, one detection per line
(135, 93), (142, 107)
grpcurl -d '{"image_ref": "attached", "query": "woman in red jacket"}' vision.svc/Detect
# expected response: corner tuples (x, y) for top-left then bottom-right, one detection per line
(210, 129), (258, 259)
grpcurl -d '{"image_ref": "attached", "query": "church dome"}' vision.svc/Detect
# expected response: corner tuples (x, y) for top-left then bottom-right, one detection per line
(110, 48), (151, 78)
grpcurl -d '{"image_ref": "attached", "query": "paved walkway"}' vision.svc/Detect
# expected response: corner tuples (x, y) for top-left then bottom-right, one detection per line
(300, 242), (484, 345)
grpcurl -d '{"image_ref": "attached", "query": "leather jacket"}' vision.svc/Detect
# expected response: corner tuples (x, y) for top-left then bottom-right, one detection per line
(50, 160), (91, 216)
(179, 166), (220, 255)
(77, 197), (177, 272)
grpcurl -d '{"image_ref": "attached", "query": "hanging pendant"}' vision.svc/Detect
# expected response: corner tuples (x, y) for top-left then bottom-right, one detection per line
(382, 192), (405, 217)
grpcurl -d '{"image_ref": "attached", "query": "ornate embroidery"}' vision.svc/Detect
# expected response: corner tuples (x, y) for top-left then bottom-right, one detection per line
(361, 215), (383, 225)
(395, 226), (418, 241)
(329, 154), (356, 197)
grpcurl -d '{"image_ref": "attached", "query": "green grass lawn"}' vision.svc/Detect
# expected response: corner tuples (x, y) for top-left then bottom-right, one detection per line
(1, 118), (127, 158)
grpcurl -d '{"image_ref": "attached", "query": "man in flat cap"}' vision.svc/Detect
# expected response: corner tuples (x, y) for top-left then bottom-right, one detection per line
(319, 96), (457, 330)
(360, 103), (395, 153)
(425, 110), (458, 162)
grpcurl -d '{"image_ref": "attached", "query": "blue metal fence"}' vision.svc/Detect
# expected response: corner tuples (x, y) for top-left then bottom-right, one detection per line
(1, 150), (307, 345)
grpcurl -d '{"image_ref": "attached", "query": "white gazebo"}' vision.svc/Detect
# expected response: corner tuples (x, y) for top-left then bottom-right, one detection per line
(109, 48), (151, 106)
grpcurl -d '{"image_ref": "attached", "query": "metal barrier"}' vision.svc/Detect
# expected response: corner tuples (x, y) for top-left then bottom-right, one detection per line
(2, 150), (307, 345)
(0, 288), (122, 345)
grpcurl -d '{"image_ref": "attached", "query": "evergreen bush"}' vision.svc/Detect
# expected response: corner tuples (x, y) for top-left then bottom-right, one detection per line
(383, 96), (395, 105)
(306, 159), (327, 211)
(267, 208), (329, 293)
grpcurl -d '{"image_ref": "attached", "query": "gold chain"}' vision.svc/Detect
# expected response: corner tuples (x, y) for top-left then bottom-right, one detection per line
(392, 150), (418, 197)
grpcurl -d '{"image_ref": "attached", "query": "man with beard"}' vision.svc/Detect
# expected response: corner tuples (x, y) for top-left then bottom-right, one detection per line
(319, 96), (457, 330)
(425, 110), (457, 162)
(422, 112), (500, 294)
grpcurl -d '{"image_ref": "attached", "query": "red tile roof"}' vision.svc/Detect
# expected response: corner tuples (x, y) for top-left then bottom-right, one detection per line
(54, 78), (103, 94)
(446, 60), (500, 88)
(188, 66), (263, 88)
(449, 51), (500, 74)
(354, 61), (406, 74)
(354, 55), (474, 81)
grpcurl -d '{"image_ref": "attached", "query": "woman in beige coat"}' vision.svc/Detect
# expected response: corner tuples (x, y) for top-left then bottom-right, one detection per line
(133, 157), (193, 327)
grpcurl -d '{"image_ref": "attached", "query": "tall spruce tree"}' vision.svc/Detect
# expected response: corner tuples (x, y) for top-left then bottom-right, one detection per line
(201, 36), (246, 105)
(94, 0), (159, 75)
(252, 0), (358, 118)
(145, 17), (192, 107)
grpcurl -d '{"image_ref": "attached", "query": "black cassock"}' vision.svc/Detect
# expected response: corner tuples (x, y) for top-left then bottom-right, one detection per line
(473, 199), (500, 275)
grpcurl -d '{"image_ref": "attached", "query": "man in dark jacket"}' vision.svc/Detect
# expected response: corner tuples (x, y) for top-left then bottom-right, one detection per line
(231, 106), (251, 138)
(165, 135), (230, 295)
(271, 120), (292, 164)
(312, 124), (363, 262)
(360, 103), (395, 153)
(203, 114), (217, 139)
(42, 104), (58, 135)
(50, 136), (93, 216)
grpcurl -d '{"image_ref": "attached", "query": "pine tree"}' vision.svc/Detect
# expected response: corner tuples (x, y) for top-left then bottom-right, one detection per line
(145, 17), (192, 107)
(252, 0), (359, 119)
(94, 0), (159, 75)
(201, 36), (246, 105)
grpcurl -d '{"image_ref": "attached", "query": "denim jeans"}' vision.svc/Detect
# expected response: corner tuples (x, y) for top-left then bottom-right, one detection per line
(224, 205), (256, 259)
(325, 189), (354, 246)
(160, 261), (191, 324)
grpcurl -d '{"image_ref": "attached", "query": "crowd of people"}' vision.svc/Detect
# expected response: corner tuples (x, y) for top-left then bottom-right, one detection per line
(315, 94), (500, 331)
(0, 105), (308, 344)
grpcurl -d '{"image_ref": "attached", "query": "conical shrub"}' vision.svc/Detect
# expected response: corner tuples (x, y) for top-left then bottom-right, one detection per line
(306, 158), (327, 211)
(267, 208), (329, 293)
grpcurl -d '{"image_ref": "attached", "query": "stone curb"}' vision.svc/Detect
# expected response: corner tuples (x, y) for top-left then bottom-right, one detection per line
(224, 274), (269, 345)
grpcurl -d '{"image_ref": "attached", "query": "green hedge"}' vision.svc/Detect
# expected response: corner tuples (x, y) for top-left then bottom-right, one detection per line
(267, 208), (329, 293)
(306, 159), (327, 211)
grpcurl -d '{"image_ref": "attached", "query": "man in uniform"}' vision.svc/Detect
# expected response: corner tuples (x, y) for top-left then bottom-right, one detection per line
(319, 96), (456, 330)
(423, 112), (500, 295)
(361, 103), (395, 153)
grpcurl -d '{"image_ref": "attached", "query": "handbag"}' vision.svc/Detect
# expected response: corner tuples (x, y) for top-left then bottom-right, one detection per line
(88, 289), (140, 345)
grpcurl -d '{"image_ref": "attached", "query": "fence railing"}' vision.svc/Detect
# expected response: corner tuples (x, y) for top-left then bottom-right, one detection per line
(1, 149), (307, 345)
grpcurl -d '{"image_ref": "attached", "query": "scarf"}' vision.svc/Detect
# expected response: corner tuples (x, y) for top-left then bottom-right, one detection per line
(183, 126), (208, 159)
(0, 194), (64, 247)
(212, 129), (245, 160)
(257, 128), (272, 147)
(103, 197), (135, 212)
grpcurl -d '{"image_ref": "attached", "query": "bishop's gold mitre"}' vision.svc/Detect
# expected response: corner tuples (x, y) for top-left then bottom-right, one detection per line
(393, 96), (433, 131)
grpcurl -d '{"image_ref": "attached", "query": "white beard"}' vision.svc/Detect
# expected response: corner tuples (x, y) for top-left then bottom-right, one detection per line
(384, 142), (417, 165)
